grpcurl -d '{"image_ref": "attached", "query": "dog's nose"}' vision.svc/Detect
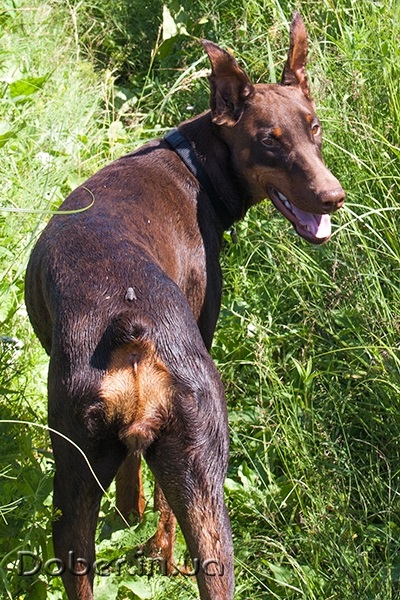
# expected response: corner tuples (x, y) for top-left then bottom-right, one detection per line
(319, 187), (345, 212)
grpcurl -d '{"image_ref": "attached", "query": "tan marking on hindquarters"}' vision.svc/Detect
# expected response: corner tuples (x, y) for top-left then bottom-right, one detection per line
(99, 339), (172, 451)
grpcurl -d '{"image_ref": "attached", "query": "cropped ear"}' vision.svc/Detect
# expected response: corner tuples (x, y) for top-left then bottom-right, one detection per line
(281, 12), (312, 101)
(201, 40), (254, 126)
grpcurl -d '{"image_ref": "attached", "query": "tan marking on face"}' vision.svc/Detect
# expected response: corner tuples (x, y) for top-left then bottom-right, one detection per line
(272, 126), (283, 138)
(306, 113), (313, 124)
(99, 340), (172, 450)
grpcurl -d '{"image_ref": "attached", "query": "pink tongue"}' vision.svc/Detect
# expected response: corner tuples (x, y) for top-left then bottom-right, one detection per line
(291, 206), (332, 239)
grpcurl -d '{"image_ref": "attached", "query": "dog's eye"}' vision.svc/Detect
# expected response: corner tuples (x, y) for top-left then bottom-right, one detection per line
(261, 136), (277, 147)
(311, 122), (321, 136)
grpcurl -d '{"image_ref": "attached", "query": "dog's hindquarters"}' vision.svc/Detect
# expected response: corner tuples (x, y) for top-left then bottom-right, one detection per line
(103, 310), (234, 599)
(38, 261), (233, 599)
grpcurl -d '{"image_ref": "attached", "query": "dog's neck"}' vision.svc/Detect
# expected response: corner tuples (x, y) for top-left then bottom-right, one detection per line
(176, 113), (249, 228)
(164, 128), (233, 230)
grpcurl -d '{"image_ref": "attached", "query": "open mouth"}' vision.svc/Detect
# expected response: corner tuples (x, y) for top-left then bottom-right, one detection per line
(268, 188), (331, 245)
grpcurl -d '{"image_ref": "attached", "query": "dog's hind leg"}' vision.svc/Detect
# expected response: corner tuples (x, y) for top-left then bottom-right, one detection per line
(145, 483), (177, 569)
(116, 452), (177, 565)
(48, 365), (125, 600)
(144, 361), (234, 600)
(116, 451), (146, 522)
(50, 435), (124, 600)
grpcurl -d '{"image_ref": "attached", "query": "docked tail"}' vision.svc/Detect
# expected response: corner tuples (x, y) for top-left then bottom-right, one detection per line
(99, 338), (172, 452)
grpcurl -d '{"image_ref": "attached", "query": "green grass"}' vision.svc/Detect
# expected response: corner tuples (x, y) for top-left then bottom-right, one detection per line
(0, 0), (399, 598)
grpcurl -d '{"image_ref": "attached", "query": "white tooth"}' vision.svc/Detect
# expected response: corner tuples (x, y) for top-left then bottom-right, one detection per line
(276, 191), (291, 209)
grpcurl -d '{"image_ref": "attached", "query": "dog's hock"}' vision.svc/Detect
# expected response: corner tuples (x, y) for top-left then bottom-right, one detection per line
(281, 11), (312, 101)
(201, 39), (254, 126)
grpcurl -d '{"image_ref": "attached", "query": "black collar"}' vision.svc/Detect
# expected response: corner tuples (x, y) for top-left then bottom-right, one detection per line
(164, 129), (233, 230)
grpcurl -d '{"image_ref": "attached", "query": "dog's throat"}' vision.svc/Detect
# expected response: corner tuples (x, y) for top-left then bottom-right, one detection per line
(164, 129), (234, 230)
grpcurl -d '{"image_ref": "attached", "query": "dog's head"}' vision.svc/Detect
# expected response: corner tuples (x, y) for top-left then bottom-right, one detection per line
(201, 12), (345, 244)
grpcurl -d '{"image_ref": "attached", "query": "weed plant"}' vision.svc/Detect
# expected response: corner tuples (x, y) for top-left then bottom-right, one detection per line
(0, 0), (399, 598)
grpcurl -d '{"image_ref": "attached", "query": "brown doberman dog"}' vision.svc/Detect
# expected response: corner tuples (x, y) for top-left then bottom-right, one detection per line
(25, 12), (344, 600)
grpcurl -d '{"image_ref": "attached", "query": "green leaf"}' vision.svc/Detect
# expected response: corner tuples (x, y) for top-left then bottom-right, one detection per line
(95, 577), (119, 600)
(120, 579), (152, 599)
(66, 173), (85, 192)
(162, 5), (178, 40)
(157, 37), (176, 60)
(266, 562), (298, 588)
(224, 477), (242, 492)
(0, 386), (18, 394)
(0, 121), (21, 148)
(9, 75), (48, 100)
(159, 6), (190, 59)
(25, 578), (47, 600)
